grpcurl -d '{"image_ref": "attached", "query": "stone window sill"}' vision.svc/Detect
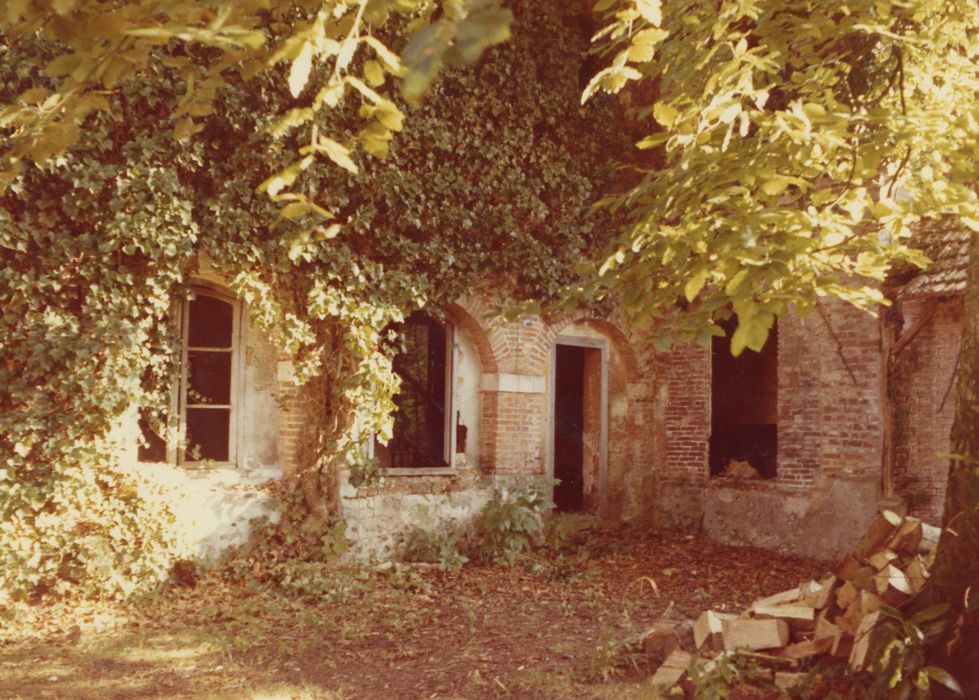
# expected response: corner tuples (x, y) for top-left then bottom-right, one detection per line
(384, 467), (459, 477)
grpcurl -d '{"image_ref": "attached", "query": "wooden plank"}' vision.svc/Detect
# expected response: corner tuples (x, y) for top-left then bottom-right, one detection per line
(650, 649), (691, 687)
(693, 611), (735, 651)
(849, 610), (881, 671)
(752, 603), (816, 623)
(750, 587), (802, 610)
(722, 618), (790, 651)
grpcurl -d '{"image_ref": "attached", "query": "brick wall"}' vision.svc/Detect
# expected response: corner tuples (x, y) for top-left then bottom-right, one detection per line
(661, 344), (711, 484)
(892, 299), (961, 522)
(659, 300), (884, 490)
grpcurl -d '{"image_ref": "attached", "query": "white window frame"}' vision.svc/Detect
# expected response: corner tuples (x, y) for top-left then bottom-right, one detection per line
(137, 286), (244, 469)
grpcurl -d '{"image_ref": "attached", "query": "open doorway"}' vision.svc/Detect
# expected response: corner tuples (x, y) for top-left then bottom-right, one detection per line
(552, 341), (606, 511)
(710, 318), (778, 478)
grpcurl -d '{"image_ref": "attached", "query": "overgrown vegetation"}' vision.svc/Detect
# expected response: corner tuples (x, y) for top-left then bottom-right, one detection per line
(401, 479), (559, 571)
(0, 1), (622, 601)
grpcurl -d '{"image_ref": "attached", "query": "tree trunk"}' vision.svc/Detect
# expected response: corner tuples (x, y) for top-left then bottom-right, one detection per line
(921, 232), (979, 696)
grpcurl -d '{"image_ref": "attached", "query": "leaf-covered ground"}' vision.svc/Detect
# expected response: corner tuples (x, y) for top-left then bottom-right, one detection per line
(0, 526), (828, 699)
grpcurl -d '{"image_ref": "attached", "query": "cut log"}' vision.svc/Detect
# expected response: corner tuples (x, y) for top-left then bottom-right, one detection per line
(886, 517), (923, 554)
(775, 671), (806, 690)
(836, 581), (859, 610)
(752, 603), (816, 624)
(859, 590), (882, 616)
(640, 620), (685, 660)
(853, 510), (904, 561)
(905, 555), (930, 595)
(851, 566), (878, 592)
(867, 550), (898, 571)
(814, 615), (840, 641)
(876, 564), (912, 606)
(832, 633), (854, 659)
(835, 554), (863, 581)
(919, 523), (941, 553)
(849, 610), (881, 671)
(750, 587), (802, 610)
(693, 611), (736, 651)
(649, 649), (692, 687)
(722, 618), (790, 651)
(800, 575), (836, 609)
(778, 636), (834, 660)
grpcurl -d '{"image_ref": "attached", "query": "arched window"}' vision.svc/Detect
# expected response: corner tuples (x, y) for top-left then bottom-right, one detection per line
(138, 289), (241, 466)
(375, 311), (454, 470)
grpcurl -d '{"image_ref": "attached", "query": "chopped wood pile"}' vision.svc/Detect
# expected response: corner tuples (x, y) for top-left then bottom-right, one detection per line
(641, 510), (941, 690)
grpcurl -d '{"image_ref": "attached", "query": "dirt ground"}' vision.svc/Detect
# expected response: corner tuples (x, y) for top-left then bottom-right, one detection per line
(0, 527), (829, 699)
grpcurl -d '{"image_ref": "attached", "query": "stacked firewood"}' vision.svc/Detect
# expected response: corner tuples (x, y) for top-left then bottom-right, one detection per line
(645, 510), (941, 689)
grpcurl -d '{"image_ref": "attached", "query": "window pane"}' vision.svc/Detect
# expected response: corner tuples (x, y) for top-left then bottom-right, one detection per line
(185, 408), (230, 462)
(137, 408), (168, 462)
(187, 295), (233, 348)
(381, 312), (448, 468)
(187, 350), (232, 405)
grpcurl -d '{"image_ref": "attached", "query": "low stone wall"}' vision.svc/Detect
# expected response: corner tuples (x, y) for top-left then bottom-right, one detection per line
(650, 475), (883, 561)
(137, 462), (282, 561)
(340, 473), (491, 559)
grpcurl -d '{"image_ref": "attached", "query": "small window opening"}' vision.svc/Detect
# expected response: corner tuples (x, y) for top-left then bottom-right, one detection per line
(709, 318), (778, 479)
(376, 311), (452, 469)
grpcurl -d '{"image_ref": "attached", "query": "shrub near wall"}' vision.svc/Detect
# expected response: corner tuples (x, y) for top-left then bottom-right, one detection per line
(0, 1), (625, 599)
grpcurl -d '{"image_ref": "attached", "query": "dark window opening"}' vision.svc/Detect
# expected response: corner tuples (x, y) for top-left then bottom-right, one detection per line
(710, 318), (778, 478)
(138, 291), (236, 465)
(377, 311), (450, 469)
(183, 294), (234, 463)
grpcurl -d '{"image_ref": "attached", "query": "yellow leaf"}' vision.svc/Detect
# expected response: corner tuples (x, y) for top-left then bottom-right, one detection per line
(364, 60), (385, 87)
(636, 0), (662, 26)
(653, 101), (679, 128)
(317, 137), (358, 174)
(288, 42), (313, 98)
(375, 100), (403, 132)
(45, 53), (82, 78)
(684, 268), (709, 302)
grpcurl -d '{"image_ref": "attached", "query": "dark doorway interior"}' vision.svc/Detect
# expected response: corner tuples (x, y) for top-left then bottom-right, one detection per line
(710, 318), (778, 478)
(554, 345), (585, 510)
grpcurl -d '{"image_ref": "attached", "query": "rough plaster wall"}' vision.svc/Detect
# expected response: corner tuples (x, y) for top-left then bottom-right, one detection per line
(454, 324), (482, 466)
(341, 320), (489, 557)
(115, 313), (284, 562)
(892, 299), (961, 523)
